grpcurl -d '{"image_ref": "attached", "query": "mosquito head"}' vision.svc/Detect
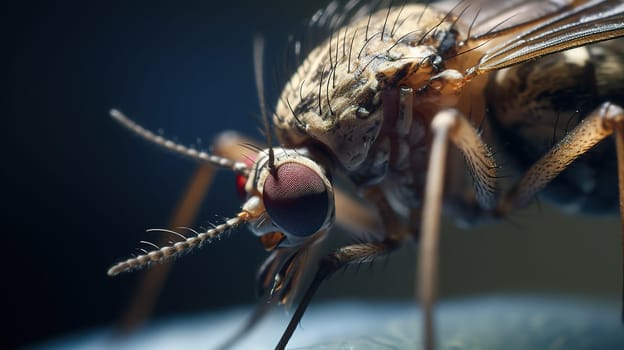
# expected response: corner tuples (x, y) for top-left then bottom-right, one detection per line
(107, 110), (334, 275)
(241, 147), (335, 246)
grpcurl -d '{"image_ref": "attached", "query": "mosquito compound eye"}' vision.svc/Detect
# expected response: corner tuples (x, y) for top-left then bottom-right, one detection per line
(263, 162), (331, 237)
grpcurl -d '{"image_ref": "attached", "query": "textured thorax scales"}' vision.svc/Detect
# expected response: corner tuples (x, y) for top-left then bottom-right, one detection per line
(275, 4), (463, 194)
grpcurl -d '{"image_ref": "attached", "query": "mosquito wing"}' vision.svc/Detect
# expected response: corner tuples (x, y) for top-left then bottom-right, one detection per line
(437, 0), (624, 74)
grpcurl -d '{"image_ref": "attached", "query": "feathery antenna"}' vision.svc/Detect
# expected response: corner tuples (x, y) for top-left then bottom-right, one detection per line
(110, 109), (249, 175)
(107, 213), (249, 276)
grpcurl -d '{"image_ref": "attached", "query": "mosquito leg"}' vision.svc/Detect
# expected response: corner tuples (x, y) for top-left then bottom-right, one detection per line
(114, 130), (255, 335)
(613, 114), (624, 324)
(275, 238), (401, 350)
(363, 186), (409, 240)
(496, 102), (624, 322)
(265, 184), (405, 349)
(215, 296), (277, 350)
(419, 108), (498, 350)
(612, 112), (624, 323)
(206, 132), (391, 348)
(114, 164), (216, 334)
(215, 248), (291, 350)
(333, 189), (383, 233)
(498, 102), (624, 212)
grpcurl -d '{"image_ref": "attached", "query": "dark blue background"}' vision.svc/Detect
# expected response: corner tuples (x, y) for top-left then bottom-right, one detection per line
(5, 1), (322, 348)
(5, 1), (621, 349)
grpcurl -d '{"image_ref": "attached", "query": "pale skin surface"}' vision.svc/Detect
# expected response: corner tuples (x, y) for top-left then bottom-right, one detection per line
(108, 1), (624, 350)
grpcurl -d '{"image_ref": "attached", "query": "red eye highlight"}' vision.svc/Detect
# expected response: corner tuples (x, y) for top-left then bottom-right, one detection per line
(263, 162), (330, 237)
(234, 154), (256, 202)
(235, 174), (248, 201)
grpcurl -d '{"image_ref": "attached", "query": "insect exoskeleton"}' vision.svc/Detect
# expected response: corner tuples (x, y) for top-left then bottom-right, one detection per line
(487, 42), (624, 214)
(280, 4), (449, 162)
(109, 1), (624, 349)
(273, 3), (490, 213)
(239, 147), (335, 248)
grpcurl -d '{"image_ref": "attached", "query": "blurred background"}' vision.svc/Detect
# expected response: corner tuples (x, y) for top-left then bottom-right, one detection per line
(5, 0), (621, 349)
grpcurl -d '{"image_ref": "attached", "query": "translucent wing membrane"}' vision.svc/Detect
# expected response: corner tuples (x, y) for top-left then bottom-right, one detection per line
(108, 1), (624, 350)
(469, 0), (624, 73)
(437, 0), (575, 37)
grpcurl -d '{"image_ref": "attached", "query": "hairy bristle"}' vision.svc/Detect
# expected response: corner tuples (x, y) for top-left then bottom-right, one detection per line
(107, 215), (246, 276)
(110, 109), (249, 175)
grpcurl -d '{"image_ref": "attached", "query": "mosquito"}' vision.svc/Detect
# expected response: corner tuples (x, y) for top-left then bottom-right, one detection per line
(108, 0), (624, 349)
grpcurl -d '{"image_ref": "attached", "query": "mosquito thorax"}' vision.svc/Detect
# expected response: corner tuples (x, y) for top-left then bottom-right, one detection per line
(272, 4), (465, 175)
(241, 147), (335, 246)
